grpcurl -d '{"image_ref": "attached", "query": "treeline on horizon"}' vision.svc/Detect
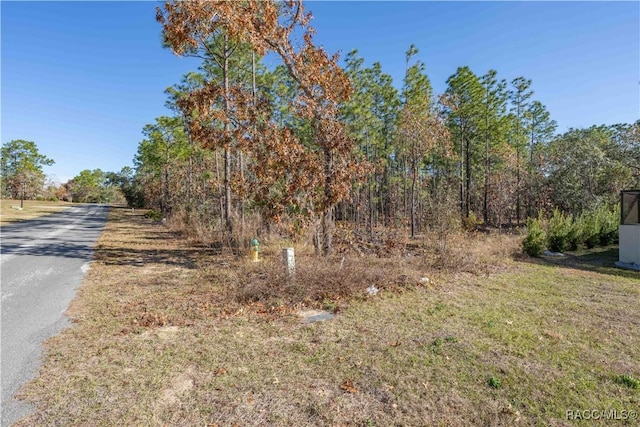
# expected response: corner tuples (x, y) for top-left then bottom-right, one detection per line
(2, 1), (638, 255)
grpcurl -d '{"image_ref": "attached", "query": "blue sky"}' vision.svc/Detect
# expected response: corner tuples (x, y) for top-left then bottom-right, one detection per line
(2, 1), (638, 183)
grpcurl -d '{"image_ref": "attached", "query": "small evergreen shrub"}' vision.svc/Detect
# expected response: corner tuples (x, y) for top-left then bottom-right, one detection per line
(581, 210), (600, 249)
(598, 205), (619, 246)
(523, 217), (547, 257)
(463, 210), (481, 231)
(566, 215), (584, 251)
(143, 210), (162, 222)
(547, 209), (571, 253)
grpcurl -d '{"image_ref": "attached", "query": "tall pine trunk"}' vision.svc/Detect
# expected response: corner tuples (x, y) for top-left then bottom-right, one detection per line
(222, 34), (233, 235)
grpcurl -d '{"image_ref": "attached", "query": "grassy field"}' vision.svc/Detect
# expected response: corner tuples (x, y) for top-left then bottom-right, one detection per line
(0, 199), (76, 226)
(15, 207), (640, 426)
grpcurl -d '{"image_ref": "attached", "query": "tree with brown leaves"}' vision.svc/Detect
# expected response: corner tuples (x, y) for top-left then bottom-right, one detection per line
(157, 0), (367, 255)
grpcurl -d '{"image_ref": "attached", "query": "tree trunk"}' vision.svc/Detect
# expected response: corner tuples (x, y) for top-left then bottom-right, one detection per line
(321, 142), (335, 256)
(484, 90), (490, 226)
(516, 144), (521, 225)
(224, 149), (232, 233)
(322, 207), (334, 256)
(222, 34), (233, 235)
(459, 129), (465, 220)
(162, 141), (171, 215)
(410, 165), (417, 238)
(465, 136), (471, 219)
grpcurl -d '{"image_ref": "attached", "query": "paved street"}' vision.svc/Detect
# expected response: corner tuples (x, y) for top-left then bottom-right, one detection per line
(1, 205), (109, 426)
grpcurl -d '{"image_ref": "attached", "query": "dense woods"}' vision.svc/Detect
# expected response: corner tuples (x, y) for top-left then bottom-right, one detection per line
(129, 0), (638, 254)
(3, 0), (638, 256)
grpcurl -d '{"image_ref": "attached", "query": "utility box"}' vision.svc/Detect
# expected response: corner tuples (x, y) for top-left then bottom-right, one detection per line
(618, 190), (640, 269)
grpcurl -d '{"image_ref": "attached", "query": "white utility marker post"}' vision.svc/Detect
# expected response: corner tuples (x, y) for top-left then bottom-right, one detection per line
(282, 247), (295, 275)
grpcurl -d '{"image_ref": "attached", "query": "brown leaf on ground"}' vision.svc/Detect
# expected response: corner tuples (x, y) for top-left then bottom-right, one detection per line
(341, 379), (358, 394)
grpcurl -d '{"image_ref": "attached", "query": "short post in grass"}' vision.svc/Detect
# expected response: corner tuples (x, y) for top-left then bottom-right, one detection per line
(282, 247), (295, 276)
(251, 237), (260, 262)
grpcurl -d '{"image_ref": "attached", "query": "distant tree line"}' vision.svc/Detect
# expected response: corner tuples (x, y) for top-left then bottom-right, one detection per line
(0, 140), (127, 204)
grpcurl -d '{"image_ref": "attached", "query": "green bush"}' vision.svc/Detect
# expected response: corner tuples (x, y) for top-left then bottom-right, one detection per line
(566, 215), (584, 251)
(581, 210), (600, 249)
(547, 209), (571, 253)
(143, 209), (162, 222)
(598, 205), (619, 246)
(523, 217), (547, 257)
(463, 210), (481, 231)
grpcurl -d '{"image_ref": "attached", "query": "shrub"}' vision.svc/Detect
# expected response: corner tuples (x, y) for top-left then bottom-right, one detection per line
(522, 217), (547, 257)
(143, 209), (162, 222)
(574, 206), (619, 249)
(581, 210), (600, 249)
(598, 205), (619, 246)
(547, 209), (571, 253)
(566, 214), (584, 251)
(463, 210), (481, 231)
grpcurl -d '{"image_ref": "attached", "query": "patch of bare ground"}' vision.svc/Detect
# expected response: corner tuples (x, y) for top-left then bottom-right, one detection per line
(14, 207), (640, 426)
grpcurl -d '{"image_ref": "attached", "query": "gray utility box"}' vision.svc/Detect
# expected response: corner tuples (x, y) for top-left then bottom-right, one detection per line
(619, 190), (640, 267)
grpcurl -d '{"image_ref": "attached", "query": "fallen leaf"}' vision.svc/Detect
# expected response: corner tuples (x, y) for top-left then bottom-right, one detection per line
(341, 379), (358, 394)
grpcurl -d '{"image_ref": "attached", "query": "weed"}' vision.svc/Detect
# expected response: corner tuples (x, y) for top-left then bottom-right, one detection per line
(614, 374), (639, 389)
(488, 376), (502, 389)
(322, 298), (337, 313)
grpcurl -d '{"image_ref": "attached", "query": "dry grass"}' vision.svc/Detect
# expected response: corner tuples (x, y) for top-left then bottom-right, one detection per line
(0, 199), (77, 226)
(14, 207), (640, 426)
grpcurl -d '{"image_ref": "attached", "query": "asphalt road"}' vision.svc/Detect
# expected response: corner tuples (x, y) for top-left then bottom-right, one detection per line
(1, 204), (109, 426)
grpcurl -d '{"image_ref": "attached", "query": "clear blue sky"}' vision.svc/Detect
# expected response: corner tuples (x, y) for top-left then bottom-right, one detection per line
(2, 1), (638, 183)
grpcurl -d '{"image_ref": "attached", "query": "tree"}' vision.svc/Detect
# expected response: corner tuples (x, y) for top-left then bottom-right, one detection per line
(396, 47), (443, 237)
(523, 100), (557, 216)
(341, 50), (400, 231)
(68, 169), (123, 204)
(444, 66), (483, 220)
(547, 126), (620, 214)
(478, 70), (509, 225)
(106, 167), (145, 208)
(508, 77), (533, 223)
(608, 121), (640, 188)
(135, 116), (191, 213)
(1, 139), (54, 199)
(157, 0), (367, 255)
